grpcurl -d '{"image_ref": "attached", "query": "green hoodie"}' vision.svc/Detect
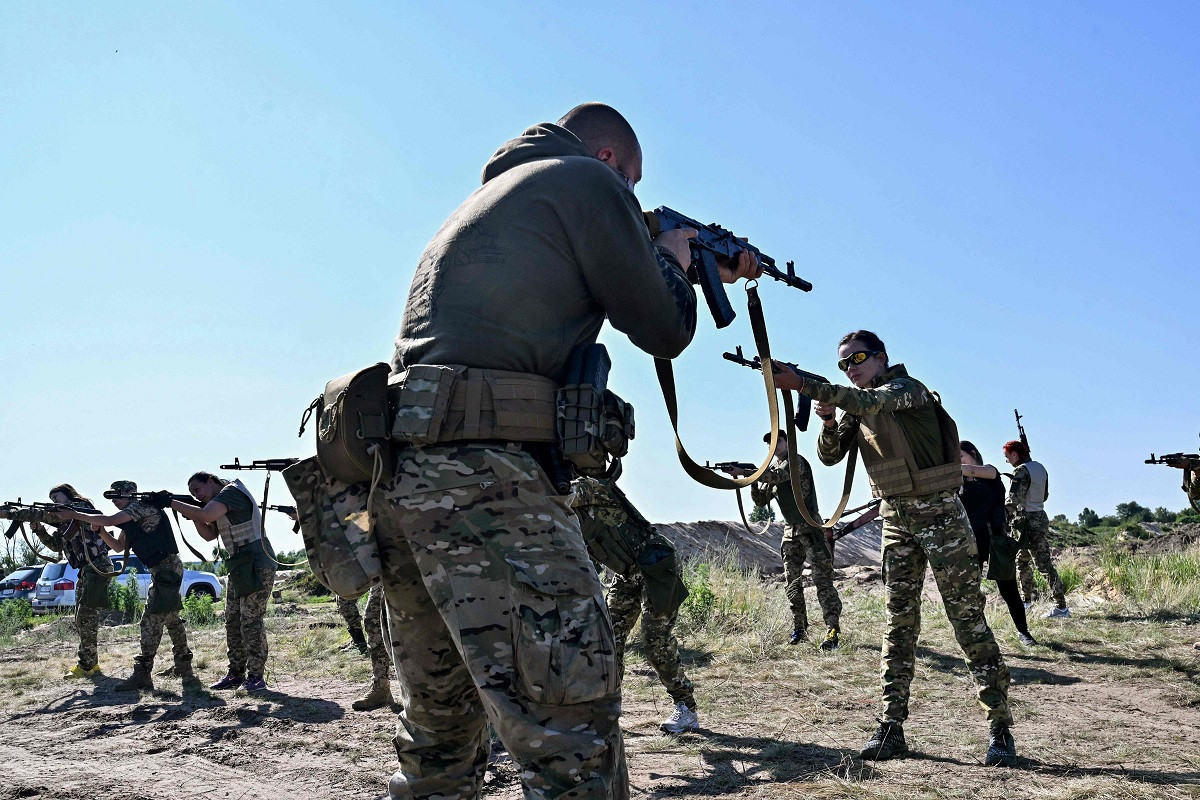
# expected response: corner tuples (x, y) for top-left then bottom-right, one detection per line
(392, 123), (697, 383)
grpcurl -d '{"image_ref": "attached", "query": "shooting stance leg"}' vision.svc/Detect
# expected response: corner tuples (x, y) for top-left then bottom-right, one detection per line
(606, 570), (644, 680)
(636, 579), (695, 710)
(364, 584), (391, 688)
(878, 501), (927, 726)
(1024, 512), (1066, 607)
(377, 444), (626, 800)
(337, 593), (364, 637)
(239, 565), (275, 677)
(780, 528), (810, 634)
(806, 528), (842, 630)
(912, 493), (1011, 727)
(1017, 549), (1036, 603)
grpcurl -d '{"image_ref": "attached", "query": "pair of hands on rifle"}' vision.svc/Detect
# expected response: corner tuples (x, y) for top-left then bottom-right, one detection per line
(652, 228), (764, 284)
(755, 361), (838, 426)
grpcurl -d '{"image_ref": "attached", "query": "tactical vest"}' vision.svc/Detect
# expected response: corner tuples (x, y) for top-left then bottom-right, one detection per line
(389, 364), (558, 445)
(213, 479), (264, 552)
(118, 505), (178, 569)
(1022, 461), (1048, 512)
(856, 379), (963, 499)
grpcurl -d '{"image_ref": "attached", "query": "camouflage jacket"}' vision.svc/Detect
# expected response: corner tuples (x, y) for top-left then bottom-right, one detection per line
(1005, 462), (1049, 529)
(807, 364), (945, 471)
(751, 455), (821, 530)
(12, 503), (109, 569)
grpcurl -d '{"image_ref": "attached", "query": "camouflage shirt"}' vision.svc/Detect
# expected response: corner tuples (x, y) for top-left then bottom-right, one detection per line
(119, 500), (179, 567)
(1005, 462), (1050, 528)
(14, 503), (108, 568)
(807, 364), (945, 471)
(751, 455), (821, 530)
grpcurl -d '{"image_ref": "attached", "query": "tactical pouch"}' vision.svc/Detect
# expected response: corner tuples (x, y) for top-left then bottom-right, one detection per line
(225, 550), (264, 596)
(987, 532), (1020, 581)
(301, 363), (392, 485)
(282, 456), (381, 599)
(77, 567), (111, 609)
(388, 364), (462, 446)
(146, 568), (184, 615)
(638, 535), (688, 618)
(557, 345), (634, 477)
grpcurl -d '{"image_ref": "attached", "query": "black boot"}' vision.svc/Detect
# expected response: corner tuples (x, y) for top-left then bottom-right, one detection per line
(985, 724), (1017, 766)
(860, 721), (907, 760)
(341, 628), (369, 655)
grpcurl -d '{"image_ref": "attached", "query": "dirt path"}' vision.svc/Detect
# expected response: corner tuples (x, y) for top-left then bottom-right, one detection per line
(3, 590), (1198, 800)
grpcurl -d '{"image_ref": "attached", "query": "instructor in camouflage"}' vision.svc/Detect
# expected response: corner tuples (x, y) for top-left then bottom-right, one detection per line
(58, 480), (198, 693)
(772, 330), (1016, 767)
(1003, 441), (1069, 618)
(375, 103), (759, 800)
(571, 477), (698, 734)
(0, 484), (114, 678)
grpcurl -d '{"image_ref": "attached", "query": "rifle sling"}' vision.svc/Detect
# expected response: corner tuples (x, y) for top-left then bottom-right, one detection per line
(654, 283), (782, 491)
(257, 471), (307, 569)
(18, 522), (59, 564)
(171, 508), (215, 563)
(782, 389), (858, 530)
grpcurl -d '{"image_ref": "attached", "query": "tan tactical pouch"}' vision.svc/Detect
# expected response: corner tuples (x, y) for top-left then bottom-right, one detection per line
(306, 362), (393, 484)
(282, 457), (381, 599)
(389, 365), (557, 445)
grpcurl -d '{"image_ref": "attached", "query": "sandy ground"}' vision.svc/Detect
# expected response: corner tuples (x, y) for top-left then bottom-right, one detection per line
(2, 561), (1198, 800)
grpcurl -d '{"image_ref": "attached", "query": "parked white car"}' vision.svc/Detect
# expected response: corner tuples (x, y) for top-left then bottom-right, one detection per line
(32, 556), (222, 613)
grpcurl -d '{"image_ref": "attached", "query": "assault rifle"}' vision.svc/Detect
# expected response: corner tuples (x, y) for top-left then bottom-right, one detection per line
(1, 499), (70, 539)
(1014, 409), (1030, 454)
(266, 504), (300, 533)
(220, 458), (301, 472)
(1145, 452), (1200, 468)
(646, 207), (812, 328)
(723, 346), (830, 431)
(704, 461), (756, 474)
(826, 499), (882, 556)
(102, 490), (199, 507)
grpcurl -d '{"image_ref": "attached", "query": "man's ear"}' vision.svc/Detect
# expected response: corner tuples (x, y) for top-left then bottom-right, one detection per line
(595, 145), (615, 163)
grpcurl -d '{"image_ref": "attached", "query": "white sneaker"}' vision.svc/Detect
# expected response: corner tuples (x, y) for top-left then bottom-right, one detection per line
(659, 703), (700, 734)
(1044, 606), (1071, 619)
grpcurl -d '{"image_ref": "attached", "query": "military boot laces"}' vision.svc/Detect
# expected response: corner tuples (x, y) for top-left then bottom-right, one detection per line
(820, 627), (840, 651)
(659, 703), (700, 734)
(860, 721), (907, 761)
(352, 683), (394, 711)
(985, 724), (1017, 766)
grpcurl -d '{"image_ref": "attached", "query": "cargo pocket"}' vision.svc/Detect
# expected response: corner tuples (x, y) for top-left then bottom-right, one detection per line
(506, 559), (618, 706)
(283, 457), (381, 600)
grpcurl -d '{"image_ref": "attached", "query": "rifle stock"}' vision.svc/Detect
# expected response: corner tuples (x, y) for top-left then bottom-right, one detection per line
(723, 346), (830, 431)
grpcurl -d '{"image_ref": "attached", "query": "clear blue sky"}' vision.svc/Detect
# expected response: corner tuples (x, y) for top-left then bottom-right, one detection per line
(3, 2), (1197, 553)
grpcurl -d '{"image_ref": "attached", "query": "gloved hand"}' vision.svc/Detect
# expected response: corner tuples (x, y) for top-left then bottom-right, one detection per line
(148, 490), (174, 509)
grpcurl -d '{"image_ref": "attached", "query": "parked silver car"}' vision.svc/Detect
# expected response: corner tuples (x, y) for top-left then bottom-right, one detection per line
(32, 556), (222, 613)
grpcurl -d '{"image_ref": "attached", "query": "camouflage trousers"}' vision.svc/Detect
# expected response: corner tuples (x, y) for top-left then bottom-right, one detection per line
(607, 568), (695, 710)
(374, 443), (625, 800)
(75, 565), (111, 670)
(225, 563), (275, 678)
(338, 586), (392, 687)
(879, 491), (1011, 727)
(1016, 511), (1066, 607)
(136, 554), (192, 673)
(781, 525), (842, 633)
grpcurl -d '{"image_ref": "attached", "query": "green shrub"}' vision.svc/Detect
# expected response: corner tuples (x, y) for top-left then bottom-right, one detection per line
(680, 562), (717, 625)
(108, 572), (144, 621)
(1099, 543), (1200, 616)
(290, 570), (331, 598)
(0, 599), (34, 638)
(182, 592), (217, 626)
(749, 505), (775, 524)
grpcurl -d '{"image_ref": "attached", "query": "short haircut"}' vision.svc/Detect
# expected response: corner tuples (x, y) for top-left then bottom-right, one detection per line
(1002, 440), (1030, 461)
(764, 430), (788, 444)
(959, 440), (984, 465)
(557, 102), (639, 156)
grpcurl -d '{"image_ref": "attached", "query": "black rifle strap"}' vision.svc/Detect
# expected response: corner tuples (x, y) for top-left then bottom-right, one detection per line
(171, 508), (215, 563)
(654, 283), (782, 490)
(255, 472), (307, 569)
